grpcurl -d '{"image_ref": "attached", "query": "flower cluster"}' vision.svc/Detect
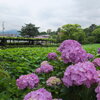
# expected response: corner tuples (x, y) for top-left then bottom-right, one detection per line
(35, 67), (42, 73)
(62, 62), (98, 88)
(58, 40), (82, 52)
(98, 48), (100, 54)
(58, 40), (88, 63)
(93, 58), (100, 67)
(46, 76), (61, 86)
(95, 84), (100, 100)
(61, 47), (88, 63)
(87, 53), (94, 60)
(40, 64), (53, 73)
(36, 63), (53, 73)
(24, 88), (52, 100)
(95, 71), (100, 84)
(16, 73), (39, 89)
(41, 61), (49, 66)
(48, 52), (57, 60)
(97, 70), (100, 77)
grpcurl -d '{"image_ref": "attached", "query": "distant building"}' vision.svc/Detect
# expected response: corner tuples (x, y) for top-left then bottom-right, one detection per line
(0, 34), (17, 37)
(34, 35), (50, 39)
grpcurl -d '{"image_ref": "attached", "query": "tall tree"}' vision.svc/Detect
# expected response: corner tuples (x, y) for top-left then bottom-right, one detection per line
(19, 23), (39, 37)
(92, 28), (100, 43)
(60, 24), (86, 43)
(84, 24), (97, 36)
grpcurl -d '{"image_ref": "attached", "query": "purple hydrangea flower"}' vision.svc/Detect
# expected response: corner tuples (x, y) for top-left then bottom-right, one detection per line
(48, 52), (57, 60)
(58, 40), (88, 64)
(35, 63), (53, 74)
(58, 40), (82, 52)
(97, 70), (100, 77)
(98, 48), (100, 54)
(87, 53), (94, 60)
(46, 76), (61, 86)
(61, 46), (88, 64)
(40, 64), (53, 73)
(62, 61), (98, 88)
(23, 88), (52, 100)
(93, 58), (100, 67)
(35, 68), (42, 73)
(16, 73), (39, 89)
(95, 70), (100, 83)
(95, 84), (100, 100)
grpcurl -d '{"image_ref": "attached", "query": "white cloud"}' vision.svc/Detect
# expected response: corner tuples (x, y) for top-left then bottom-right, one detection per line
(0, 0), (100, 31)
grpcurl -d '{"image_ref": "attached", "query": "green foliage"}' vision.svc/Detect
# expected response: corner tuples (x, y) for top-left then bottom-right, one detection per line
(0, 36), (56, 41)
(84, 24), (97, 37)
(84, 36), (96, 44)
(0, 45), (100, 99)
(92, 28), (100, 43)
(83, 24), (100, 44)
(0, 47), (57, 99)
(19, 23), (39, 37)
(60, 24), (86, 43)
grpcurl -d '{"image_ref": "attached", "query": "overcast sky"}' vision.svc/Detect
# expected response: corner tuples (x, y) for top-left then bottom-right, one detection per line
(0, 0), (100, 31)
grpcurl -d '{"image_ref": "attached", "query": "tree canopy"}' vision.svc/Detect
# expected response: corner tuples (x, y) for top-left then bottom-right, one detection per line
(92, 28), (100, 43)
(59, 24), (86, 43)
(19, 23), (39, 37)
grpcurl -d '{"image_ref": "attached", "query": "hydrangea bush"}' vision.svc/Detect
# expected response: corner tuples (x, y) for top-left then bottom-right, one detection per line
(16, 73), (39, 89)
(95, 84), (100, 100)
(58, 40), (88, 63)
(35, 63), (53, 73)
(16, 40), (100, 100)
(62, 61), (98, 88)
(23, 88), (52, 100)
(98, 48), (100, 54)
(87, 53), (94, 59)
(93, 58), (100, 67)
(46, 76), (61, 87)
(48, 52), (57, 60)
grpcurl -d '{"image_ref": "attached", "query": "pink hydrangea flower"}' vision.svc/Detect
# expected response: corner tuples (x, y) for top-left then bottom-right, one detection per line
(48, 52), (57, 60)
(93, 58), (100, 67)
(16, 73), (39, 89)
(95, 84), (100, 100)
(58, 40), (88, 64)
(97, 70), (100, 77)
(35, 68), (42, 73)
(62, 62), (98, 88)
(98, 48), (100, 54)
(40, 64), (53, 73)
(95, 70), (100, 83)
(61, 46), (88, 63)
(96, 70), (100, 99)
(87, 53), (94, 59)
(46, 76), (61, 86)
(23, 88), (52, 100)
(35, 63), (53, 74)
(58, 40), (82, 52)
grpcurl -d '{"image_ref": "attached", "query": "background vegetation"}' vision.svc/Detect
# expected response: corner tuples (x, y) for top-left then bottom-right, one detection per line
(18, 23), (100, 44)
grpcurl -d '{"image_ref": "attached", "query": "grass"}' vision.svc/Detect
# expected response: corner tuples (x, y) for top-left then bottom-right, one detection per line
(83, 44), (100, 55)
